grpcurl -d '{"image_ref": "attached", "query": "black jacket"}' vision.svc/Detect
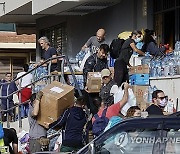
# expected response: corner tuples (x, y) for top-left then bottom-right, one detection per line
(99, 79), (116, 106)
(83, 53), (108, 84)
(49, 106), (86, 148)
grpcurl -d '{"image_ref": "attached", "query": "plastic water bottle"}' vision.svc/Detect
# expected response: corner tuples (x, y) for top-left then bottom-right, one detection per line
(148, 86), (153, 102)
(169, 58), (176, 76)
(141, 52), (152, 67)
(153, 85), (158, 92)
(174, 41), (180, 56)
(156, 60), (162, 77)
(150, 60), (156, 77)
(161, 56), (169, 76)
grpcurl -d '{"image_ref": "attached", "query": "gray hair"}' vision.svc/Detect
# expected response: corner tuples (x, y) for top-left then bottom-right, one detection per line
(38, 36), (50, 45)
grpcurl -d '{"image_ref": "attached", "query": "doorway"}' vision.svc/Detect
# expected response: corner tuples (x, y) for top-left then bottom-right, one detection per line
(163, 10), (175, 48)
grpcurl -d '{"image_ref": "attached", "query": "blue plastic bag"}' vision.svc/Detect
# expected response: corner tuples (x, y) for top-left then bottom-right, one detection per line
(0, 123), (4, 139)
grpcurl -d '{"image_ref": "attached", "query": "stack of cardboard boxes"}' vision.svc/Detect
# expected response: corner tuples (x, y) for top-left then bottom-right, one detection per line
(129, 65), (150, 110)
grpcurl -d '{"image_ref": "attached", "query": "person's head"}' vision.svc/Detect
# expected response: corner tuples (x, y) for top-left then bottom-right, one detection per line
(130, 30), (142, 42)
(96, 29), (105, 42)
(38, 36), (50, 50)
(75, 96), (86, 107)
(10, 128), (17, 134)
(5, 72), (12, 81)
(126, 106), (141, 117)
(97, 44), (109, 59)
(152, 90), (168, 108)
(23, 64), (29, 72)
(101, 69), (112, 84)
(93, 97), (102, 108)
(143, 29), (156, 43)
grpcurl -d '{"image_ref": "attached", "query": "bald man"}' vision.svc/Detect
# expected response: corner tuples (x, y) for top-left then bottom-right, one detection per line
(82, 28), (107, 54)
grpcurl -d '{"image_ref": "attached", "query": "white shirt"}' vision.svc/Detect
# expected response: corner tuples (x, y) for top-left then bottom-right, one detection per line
(16, 71), (33, 88)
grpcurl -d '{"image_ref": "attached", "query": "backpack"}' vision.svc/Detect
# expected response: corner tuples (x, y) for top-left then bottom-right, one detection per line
(92, 108), (109, 137)
(110, 38), (125, 59)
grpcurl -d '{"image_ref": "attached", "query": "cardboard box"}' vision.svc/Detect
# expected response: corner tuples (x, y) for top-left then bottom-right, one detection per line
(129, 65), (149, 75)
(132, 85), (150, 111)
(86, 72), (102, 93)
(37, 81), (74, 127)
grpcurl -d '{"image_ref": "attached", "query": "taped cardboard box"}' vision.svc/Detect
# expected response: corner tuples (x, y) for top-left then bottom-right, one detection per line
(129, 65), (149, 75)
(86, 72), (102, 93)
(132, 85), (149, 110)
(37, 81), (74, 127)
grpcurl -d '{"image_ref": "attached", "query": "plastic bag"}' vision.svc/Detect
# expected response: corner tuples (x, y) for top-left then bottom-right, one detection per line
(0, 123), (4, 139)
(79, 49), (91, 71)
(114, 85), (136, 116)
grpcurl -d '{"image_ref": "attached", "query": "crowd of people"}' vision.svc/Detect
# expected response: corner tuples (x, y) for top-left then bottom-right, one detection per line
(0, 27), (174, 153)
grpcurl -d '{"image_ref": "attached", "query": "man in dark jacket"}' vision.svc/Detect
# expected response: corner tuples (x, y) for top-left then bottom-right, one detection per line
(44, 96), (87, 152)
(146, 90), (167, 116)
(99, 69), (116, 106)
(83, 44), (109, 85)
(0, 73), (18, 122)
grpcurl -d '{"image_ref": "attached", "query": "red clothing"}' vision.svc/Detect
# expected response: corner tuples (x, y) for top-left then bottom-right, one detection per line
(92, 103), (121, 124)
(19, 87), (32, 103)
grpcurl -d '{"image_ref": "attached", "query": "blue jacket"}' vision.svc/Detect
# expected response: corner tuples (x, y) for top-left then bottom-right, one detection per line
(0, 80), (17, 104)
(49, 106), (87, 148)
(146, 42), (165, 56)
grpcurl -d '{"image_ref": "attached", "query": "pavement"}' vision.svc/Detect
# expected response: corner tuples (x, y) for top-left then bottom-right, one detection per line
(3, 118), (29, 133)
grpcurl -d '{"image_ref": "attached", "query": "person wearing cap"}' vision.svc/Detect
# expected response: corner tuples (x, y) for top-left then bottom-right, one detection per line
(99, 69), (117, 107)
(92, 82), (129, 124)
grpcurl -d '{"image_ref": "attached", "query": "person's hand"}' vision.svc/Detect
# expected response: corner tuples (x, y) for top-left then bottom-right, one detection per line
(36, 91), (43, 101)
(123, 82), (130, 90)
(164, 44), (169, 49)
(44, 122), (50, 129)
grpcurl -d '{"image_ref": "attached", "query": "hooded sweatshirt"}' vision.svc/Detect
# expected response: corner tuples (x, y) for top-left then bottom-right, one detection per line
(49, 106), (86, 148)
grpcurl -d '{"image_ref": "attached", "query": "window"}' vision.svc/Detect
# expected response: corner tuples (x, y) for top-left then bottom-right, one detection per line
(0, 23), (16, 32)
(40, 23), (67, 54)
(94, 129), (180, 154)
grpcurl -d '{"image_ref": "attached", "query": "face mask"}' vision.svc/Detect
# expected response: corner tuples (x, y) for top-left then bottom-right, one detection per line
(135, 37), (141, 43)
(159, 98), (167, 108)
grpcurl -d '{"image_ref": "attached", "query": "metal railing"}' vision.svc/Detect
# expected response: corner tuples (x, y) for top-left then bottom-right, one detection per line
(0, 55), (82, 129)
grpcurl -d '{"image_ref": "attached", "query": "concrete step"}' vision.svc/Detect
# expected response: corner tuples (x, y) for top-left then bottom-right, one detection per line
(3, 118), (29, 133)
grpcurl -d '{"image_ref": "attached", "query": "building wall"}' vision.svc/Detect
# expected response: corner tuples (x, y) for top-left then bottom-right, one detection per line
(36, 0), (153, 59)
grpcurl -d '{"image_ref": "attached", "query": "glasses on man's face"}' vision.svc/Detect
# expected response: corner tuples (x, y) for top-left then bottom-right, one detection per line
(102, 76), (109, 80)
(157, 96), (168, 100)
(6, 76), (11, 77)
(136, 35), (141, 38)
